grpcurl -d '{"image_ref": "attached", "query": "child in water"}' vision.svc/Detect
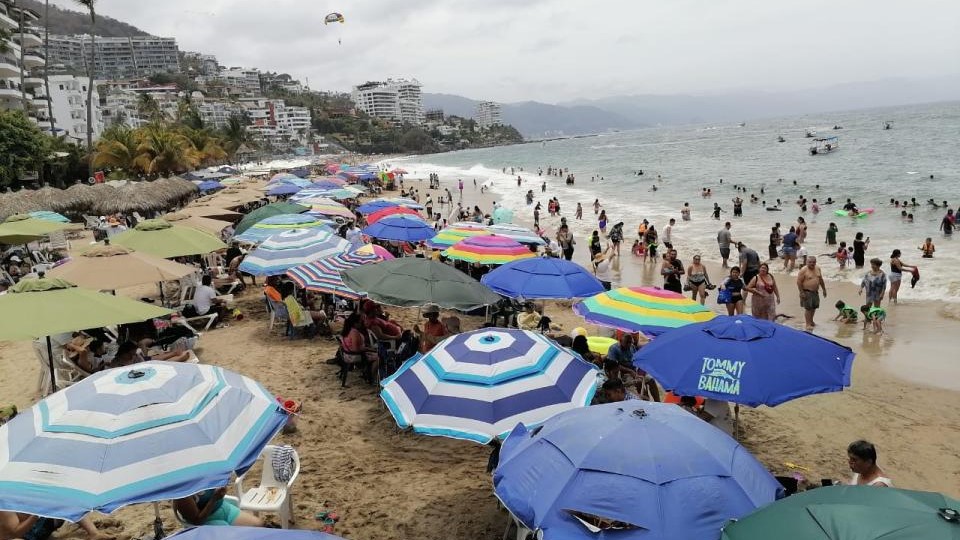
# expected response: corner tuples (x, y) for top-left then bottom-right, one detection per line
(631, 239), (646, 258)
(919, 237), (935, 258)
(836, 242), (849, 269)
(860, 304), (886, 334)
(833, 301), (858, 324)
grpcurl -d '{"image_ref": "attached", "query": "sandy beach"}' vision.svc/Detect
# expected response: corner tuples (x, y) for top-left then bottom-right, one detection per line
(1, 174), (958, 540)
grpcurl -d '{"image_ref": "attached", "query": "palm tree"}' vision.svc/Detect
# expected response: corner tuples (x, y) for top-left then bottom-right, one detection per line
(134, 124), (199, 177)
(137, 93), (165, 124)
(221, 114), (254, 162)
(73, 0), (96, 170)
(180, 126), (226, 167)
(92, 123), (138, 172)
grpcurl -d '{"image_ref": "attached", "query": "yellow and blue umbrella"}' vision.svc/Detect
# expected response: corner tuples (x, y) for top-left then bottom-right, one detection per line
(573, 286), (716, 336)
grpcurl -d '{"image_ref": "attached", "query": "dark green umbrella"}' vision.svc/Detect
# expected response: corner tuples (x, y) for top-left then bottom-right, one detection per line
(340, 258), (501, 310)
(234, 202), (309, 234)
(720, 485), (960, 540)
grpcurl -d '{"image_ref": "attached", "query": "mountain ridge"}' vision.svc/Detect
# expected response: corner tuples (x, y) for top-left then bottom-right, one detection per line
(20, 0), (153, 38)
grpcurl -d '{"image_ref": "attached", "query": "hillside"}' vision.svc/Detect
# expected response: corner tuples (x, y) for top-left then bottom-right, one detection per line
(20, 0), (152, 37)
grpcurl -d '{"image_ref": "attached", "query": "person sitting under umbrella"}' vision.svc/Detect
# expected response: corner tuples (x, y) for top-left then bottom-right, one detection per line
(174, 487), (263, 527)
(113, 339), (192, 366)
(606, 333), (661, 402)
(281, 282), (328, 337)
(414, 304), (449, 353)
(184, 275), (228, 327)
(0, 511), (105, 540)
(64, 336), (109, 373)
(517, 302), (542, 331)
(601, 379), (640, 402)
(342, 312), (380, 382)
(361, 300), (402, 341)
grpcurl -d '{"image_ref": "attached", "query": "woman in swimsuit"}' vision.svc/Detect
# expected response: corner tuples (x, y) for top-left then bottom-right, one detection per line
(745, 263), (780, 321)
(721, 266), (746, 315)
(847, 440), (893, 487)
(887, 249), (915, 304)
(858, 258), (887, 308)
(686, 255), (711, 304)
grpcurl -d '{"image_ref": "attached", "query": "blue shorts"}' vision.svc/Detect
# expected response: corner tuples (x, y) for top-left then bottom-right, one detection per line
(205, 499), (241, 526)
(782, 247), (796, 257)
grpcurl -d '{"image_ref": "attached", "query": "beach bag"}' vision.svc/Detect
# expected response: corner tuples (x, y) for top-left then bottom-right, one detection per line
(272, 445), (296, 483)
(717, 288), (732, 304)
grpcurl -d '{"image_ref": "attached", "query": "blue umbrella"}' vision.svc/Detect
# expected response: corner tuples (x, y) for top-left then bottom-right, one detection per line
(168, 527), (344, 540)
(311, 179), (346, 190)
(380, 328), (599, 443)
(494, 401), (783, 540)
(633, 315), (855, 407)
(362, 215), (436, 242)
(356, 200), (399, 214)
(291, 187), (363, 201)
(266, 184), (303, 197)
(197, 180), (224, 192)
(0, 362), (287, 521)
(481, 258), (605, 299)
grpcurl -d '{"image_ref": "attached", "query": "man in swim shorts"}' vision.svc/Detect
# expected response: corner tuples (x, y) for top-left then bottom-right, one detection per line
(717, 222), (733, 268)
(797, 257), (827, 331)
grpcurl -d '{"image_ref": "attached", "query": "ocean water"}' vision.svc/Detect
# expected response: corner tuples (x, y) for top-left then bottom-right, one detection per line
(393, 101), (960, 302)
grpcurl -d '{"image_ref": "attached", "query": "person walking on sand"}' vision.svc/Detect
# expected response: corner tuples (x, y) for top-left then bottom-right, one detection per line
(797, 256), (827, 331)
(717, 222), (734, 268)
(745, 263), (780, 321)
(575, 202), (583, 220)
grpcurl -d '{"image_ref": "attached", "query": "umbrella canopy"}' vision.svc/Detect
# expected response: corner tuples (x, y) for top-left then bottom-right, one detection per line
(482, 258), (606, 299)
(633, 315), (855, 407)
(0, 362), (287, 521)
(219, 177), (244, 186)
(424, 223), (490, 250)
(492, 207), (514, 224)
(268, 173), (298, 184)
(354, 243), (395, 260)
(183, 205), (243, 221)
(0, 278), (173, 341)
(380, 328), (599, 444)
(47, 244), (198, 291)
(366, 205), (420, 224)
(390, 168), (408, 174)
(362, 215), (436, 242)
(311, 179), (347, 189)
(267, 175), (311, 188)
(162, 212), (231, 236)
(112, 219), (227, 259)
(265, 184), (303, 197)
(495, 401), (783, 540)
(169, 527), (344, 540)
(443, 235), (537, 265)
(487, 224), (546, 245)
(720, 485), (960, 540)
(197, 180), (224, 192)
(0, 214), (72, 244)
(234, 202), (309, 235)
(238, 228), (350, 276)
(573, 286), (716, 336)
(297, 197), (354, 220)
(29, 210), (70, 223)
(341, 257), (501, 310)
(233, 214), (334, 244)
(384, 197), (424, 210)
(287, 248), (389, 300)
(356, 199), (399, 214)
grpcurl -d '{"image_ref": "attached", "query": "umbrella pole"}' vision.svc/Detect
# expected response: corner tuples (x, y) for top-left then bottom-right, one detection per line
(45, 336), (57, 394)
(152, 502), (165, 540)
(733, 404), (740, 440)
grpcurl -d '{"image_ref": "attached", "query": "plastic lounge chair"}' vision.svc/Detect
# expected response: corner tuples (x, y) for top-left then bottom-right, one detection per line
(235, 445), (300, 529)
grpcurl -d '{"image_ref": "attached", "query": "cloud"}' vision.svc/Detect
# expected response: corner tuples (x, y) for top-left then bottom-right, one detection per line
(51, 0), (960, 103)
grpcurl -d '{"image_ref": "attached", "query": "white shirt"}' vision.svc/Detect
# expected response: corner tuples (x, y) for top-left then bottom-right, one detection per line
(193, 285), (218, 315)
(595, 260), (612, 282)
(663, 225), (673, 244)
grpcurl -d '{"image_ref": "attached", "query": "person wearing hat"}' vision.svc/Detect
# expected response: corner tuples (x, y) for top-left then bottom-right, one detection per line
(593, 250), (613, 290)
(414, 304), (448, 353)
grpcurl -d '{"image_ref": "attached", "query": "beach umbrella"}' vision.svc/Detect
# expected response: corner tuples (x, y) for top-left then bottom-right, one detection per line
(356, 199), (400, 214)
(361, 215), (436, 242)
(168, 527), (345, 540)
(29, 210), (70, 223)
(234, 202), (309, 234)
(197, 180), (224, 192)
(0, 214), (72, 244)
(380, 328), (599, 444)
(287, 248), (389, 300)
(61, 183), (97, 212)
(384, 197), (424, 210)
(238, 228), (350, 276)
(424, 223), (490, 250)
(443, 234), (536, 265)
(47, 244), (198, 291)
(267, 172), (303, 185)
(324, 163), (341, 174)
(494, 401), (783, 540)
(390, 168), (408, 174)
(311, 178), (347, 189)
(633, 315), (855, 408)
(162, 211), (231, 236)
(297, 197), (354, 220)
(233, 214), (334, 244)
(487, 223), (546, 245)
(572, 286), (716, 336)
(292, 187), (363, 201)
(0, 362), (287, 521)
(0, 278), (173, 391)
(265, 184), (303, 197)
(219, 176), (244, 186)
(720, 485), (960, 540)
(112, 219), (227, 259)
(354, 243), (395, 260)
(366, 205), (420, 224)
(341, 257), (500, 310)
(492, 207), (514, 224)
(481, 257), (606, 299)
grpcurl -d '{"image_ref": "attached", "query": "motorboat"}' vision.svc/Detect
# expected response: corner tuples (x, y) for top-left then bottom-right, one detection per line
(777, 135), (786, 143)
(805, 129), (817, 138)
(809, 136), (838, 155)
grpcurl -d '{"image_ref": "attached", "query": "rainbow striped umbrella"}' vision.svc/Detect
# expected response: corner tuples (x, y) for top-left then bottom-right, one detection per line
(286, 249), (388, 299)
(424, 223), (489, 250)
(487, 224), (546, 246)
(297, 196), (355, 220)
(572, 286), (717, 336)
(443, 235), (536, 265)
(232, 214), (334, 244)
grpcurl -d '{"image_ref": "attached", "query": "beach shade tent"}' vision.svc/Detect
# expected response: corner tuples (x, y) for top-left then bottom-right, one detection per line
(238, 228), (350, 277)
(218, 176), (244, 186)
(28, 210), (70, 223)
(573, 286), (716, 336)
(341, 257), (501, 310)
(356, 199), (400, 215)
(633, 315), (855, 408)
(267, 172), (302, 184)
(380, 328), (599, 444)
(492, 207), (514, 224)
(47, 244), (198, 291)
(361, 215), (437, 243)
(324, 163), (341, 174)
(232, 214), (334, 244)
(0, 214), (72, 244)
(0, 278), (173, 392)
(443, 235), (537, 266)
(296, 197), (355, 220)
(424, 223), (490, 250)
(494, 400), (784, 540)
(720, 485), (960, 540)
(390, 168), (408, 174)
(487, 223), (546, 246)
(197, 180), (224, 192)
(162, 212), (231, 237)
(168, 527), (345, 540)
(287, 248), (390, 300)
(366, 205), (420, 224)
(482, 257), (605, 300)
(0, 362), (287, 522)
(112, 219), (227, 259)
(233, 202), (310, 235)
(265, 184), (303, 197)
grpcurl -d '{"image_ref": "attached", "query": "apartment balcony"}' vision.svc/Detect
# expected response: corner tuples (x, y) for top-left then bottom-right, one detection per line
(14, 27), (43, 48)
(23, 75), (43, 88)
(0, 56), (20, 77)
(23, 51), (45, 69)
(0, 9), (17, 30)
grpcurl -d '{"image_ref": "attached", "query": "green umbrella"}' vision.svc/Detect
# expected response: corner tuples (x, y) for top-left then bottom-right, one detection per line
(0, 278), (174, 391)
(0, 214), (72, 244)
(720, 485), (960, 540)
(112, 219), (226, 259)
(340, 257), (502, 310)
(234, 202), (309, 234)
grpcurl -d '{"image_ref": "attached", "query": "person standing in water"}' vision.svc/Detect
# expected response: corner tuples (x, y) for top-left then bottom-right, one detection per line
(887, 249), (915, 304)
(681, 202), (691, 221)
(575, 202), (583, 220)
(593, 199), (601, 215)
(852, 232), (869, 269)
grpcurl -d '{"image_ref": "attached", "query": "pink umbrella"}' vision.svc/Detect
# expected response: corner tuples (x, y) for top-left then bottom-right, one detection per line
(367, 206), (421, 224)
(391, 168), (408, 174)
(355, 243), (395, 260)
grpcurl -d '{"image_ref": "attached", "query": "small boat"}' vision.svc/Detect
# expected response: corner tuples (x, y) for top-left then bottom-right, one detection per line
(832, 125), (843, 130)
(805, 129), (817, 138)
(738, 122), (746, 127)
(883, 121), (893, 130)
(809, 136), (838, 155)
(777, 135), (785, 143)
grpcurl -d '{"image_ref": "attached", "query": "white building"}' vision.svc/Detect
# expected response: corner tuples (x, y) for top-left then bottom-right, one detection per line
(47, 34), (180, 79)
(197, 100), (242, 129)
(351, 78), (423, 124)
(219, 68), (262, 97)
(0, 3), (46, 124)
(183, 51), (219, 76)
(474, 101), (502, 128)
(46, 74), (103, 140)
(239, 98), (311, 147)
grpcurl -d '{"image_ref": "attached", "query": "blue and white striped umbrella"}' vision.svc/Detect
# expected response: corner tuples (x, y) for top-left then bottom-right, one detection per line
(0, 362), (287, 521)
(232, 214), (334, 244)
(291, 186), (364, 202)
(238, 228), (350, 276)
(380, 328), (599, 444)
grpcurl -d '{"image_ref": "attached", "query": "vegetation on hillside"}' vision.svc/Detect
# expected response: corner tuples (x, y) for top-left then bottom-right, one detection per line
(21, 0), (150, 37)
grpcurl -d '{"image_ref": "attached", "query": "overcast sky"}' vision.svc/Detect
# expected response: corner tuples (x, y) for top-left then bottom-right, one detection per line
(51, 0), (960, 103)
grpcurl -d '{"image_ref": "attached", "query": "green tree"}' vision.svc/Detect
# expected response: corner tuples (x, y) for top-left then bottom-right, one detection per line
(73, 0), (96, 170)
(134, 124), (198, 177)
(399, 127), (437, 153)
(91, 123), (138, 172)
(220, 114), (254, 160)
(179, 126), (226, 166)
(137, 93), (165, 124)
(0, 110), (49, 187)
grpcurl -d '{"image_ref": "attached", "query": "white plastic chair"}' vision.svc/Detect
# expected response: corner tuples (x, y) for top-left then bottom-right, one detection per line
(235, 445), (300, 528)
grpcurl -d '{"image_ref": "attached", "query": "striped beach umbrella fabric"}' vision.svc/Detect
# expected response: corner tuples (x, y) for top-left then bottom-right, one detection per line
(380, 328), (599, 444)
(286, 249), (388, 300)
(487, 224), (546, 245)
(424, 223), (489, 250)
(232, 214), (334, 244)
(238, 228), (350, 276)
(291, 186), (363, 202)
(296, 197), (355, 220)
(356, 199), (399, 214)
(442, 235), (536, 265)
(0, 362), (287, 521)
(573, 286), (717, 336)
(366, 206), (420, 224)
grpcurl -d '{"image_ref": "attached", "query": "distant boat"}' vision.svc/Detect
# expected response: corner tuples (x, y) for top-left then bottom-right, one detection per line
(805, 129), (817, 138)
(883, 121), (893, 130)
(738, 122), (746, 127)
(832, 125), (843, 130)
(777, 135), (786, 143)
(809, 136), (838, 155)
